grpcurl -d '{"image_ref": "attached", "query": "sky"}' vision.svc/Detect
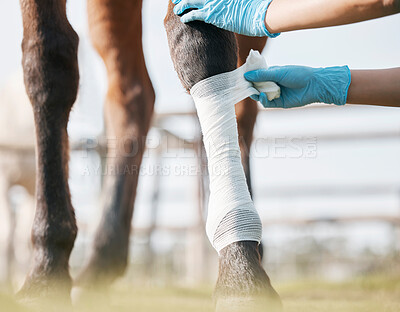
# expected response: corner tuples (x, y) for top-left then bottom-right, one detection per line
(1, 1), (400, 256)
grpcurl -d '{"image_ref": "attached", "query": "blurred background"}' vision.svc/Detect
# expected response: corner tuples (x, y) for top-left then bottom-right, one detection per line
(0, 0), (400, 294)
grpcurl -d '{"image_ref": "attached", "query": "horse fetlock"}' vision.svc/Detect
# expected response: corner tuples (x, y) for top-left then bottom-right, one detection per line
(75, 248), (128, 287)
(31, 213), (77, 257)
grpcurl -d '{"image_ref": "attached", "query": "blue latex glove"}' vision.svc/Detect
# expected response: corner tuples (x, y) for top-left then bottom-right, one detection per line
(171, 0), (280, 37)
(244, 65), (351, 108)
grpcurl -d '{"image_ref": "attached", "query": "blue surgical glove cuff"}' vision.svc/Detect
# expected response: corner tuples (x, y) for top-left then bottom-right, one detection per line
(256, 0), (280, 38)
(315, 66), (351, 105)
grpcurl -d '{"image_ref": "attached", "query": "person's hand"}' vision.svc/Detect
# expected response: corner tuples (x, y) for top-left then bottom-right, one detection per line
(171, 0), (280, 37)
(244, 65), (351, 108)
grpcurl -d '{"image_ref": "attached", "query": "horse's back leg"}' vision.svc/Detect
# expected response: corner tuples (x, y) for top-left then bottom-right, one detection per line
(18, 0), (79, 302)
(75, 0), (154, 287)
(235, 35), (267, 197)
(164, 4), (281, 311)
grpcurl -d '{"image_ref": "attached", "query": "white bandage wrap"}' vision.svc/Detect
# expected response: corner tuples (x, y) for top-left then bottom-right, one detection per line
(191, 50), (280, 252)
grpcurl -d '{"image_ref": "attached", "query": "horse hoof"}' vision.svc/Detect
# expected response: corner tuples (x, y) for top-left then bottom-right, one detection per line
(216, 297), (282, 312)
(16, 274), (73, 312)
(70, 286), (84, 307)
(16, 288), (72, 312)
(215, 241), (282, 311)
(71, 285), (111, 310)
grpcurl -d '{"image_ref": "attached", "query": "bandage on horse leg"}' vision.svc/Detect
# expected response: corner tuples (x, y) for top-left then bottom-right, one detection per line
(191, 51), (279, 252)
(165, 4), (282, 308)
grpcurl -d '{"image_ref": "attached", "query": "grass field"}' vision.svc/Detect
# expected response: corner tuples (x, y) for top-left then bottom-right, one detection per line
(1, 274), (399, 311)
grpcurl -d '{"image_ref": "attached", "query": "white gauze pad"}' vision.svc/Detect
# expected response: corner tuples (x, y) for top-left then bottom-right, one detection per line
(190, 50), (280, 252)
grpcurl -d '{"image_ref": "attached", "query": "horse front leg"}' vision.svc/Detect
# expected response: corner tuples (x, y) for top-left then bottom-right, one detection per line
(75, 0), (154, 288)
(164, 3), (281, 311)
(17, 0), (79, 304)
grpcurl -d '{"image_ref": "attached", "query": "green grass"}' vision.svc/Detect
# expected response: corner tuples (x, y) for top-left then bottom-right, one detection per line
(1, 275), (400, 311)
(278, 274), (400, 312)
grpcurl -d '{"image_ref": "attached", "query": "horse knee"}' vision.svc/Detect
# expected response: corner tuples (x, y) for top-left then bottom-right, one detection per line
(21, 25), (79, 122)
(164, 2), (237, 90)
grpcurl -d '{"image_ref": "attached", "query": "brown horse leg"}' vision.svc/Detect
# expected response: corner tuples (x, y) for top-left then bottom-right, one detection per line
(164, 4), (281, 311)
(235, 35), (267, 197)
(216, 36), (281, 311)
(75, 0), (154, 287)
(17, 0), (79, 302)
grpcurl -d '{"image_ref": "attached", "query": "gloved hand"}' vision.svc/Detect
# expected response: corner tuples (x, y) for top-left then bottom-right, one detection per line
(171, 0), (280, 37)
(244, 65), (351, 108)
